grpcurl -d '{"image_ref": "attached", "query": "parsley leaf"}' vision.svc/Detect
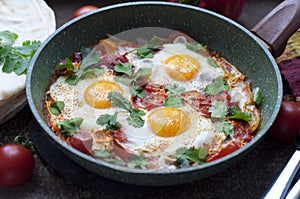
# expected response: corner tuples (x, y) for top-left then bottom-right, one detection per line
(204, 77), (229, 95)
(127, 153), (148, 169)
(207, 58), (219, 68)
(136, 36), (162, 58)
(215, 121), (234, 138)
(108, 92), (145, 128)
(228, 106), (252, 122)
(186, 41), (204, 52)
(164, 84), (185, 107)
(62, 47), (103, 85)
(253, 87), (263, 105)
(209, 101), (228, 119)
(114, 61), (133, 77)
(1, 32), (41, 75)
(56, 117), (84, 137)
(175, 147), (208, 168)
(49, 101), (65, 115)
(96, 112), (121, 130)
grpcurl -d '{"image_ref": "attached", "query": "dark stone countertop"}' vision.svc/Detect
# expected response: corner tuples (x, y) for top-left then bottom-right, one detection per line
(1, 0), (299, 198)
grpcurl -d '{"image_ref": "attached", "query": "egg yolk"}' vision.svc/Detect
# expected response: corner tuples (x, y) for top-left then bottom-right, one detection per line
(164, 54), (200, 81)
(84, 81), (123, 109)
(147, 107), (190, 137)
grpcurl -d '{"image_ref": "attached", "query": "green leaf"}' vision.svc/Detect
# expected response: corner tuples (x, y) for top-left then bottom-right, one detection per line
(130, 86), (145, 98)
(96, 112), (121, 130)
(186, 41), (204, 52)
(127, 153), (148, 169)
(65, 74), (79, 85)
(49, 101), (65, 115)
(215, 121), (234, 138)
(204, 77), (229, 95)
(137, 47), (154, 58)
(58, 58), (76, 71)
(56, 117), (84, 137)
(164, 96), (183, 108)
(209, 101), (228, 119)
(253, 87), (263, 105)
(108, 91), (132, 111)
(144, 36), (161, 49)
(128, 109), (145, 128)
(94, 148), (111, 158)
(114, 61), (133, 77)
(175, 147), (208, 168)
(228, 106), (252, 122)
(114, 76), (132, 86)
(81, 67), (104, 78)
(0, 30), (18, 45)
(80, 48), (100, 69)
(207, 58), (219, 68)
(134, 67), (152, 83)
(165, 84), (185, 96)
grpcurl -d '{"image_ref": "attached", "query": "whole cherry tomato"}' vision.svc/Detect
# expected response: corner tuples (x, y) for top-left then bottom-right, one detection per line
(0, 143), (35, 187)
(167, 0), (245, 20)
(73, 5), (98, 18)
(269, 100), (300, 142)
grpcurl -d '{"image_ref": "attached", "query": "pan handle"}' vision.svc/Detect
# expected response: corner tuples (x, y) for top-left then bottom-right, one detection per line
(251, 0), (300, 57)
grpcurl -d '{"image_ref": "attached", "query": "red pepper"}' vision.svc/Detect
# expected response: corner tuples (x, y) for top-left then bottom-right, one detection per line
(206, 140), (240, 162)
(167, 0), (245, 20)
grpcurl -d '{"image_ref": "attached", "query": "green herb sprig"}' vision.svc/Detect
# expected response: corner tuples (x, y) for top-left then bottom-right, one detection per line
(136, 36), (162, 58)
(0, 30), (41, 75)
(56, 117), (84, 137)
(175, 147), (208, 168)
(164, 84), (185, 108)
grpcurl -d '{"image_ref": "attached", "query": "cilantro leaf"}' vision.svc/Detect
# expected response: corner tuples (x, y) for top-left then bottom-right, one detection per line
(58, 58), (76, 71)
(0, 31), (18, 45)
(175, 147), (208, 168)
(134, 67), (152, 86)
(108, 91), (132, 110)
(228, 106), (252, 122)
(136, 36), (162, 58)
(96, 112), (121, 130)
(165, 84), (185, 96)
(253, 87), (263, 105)
(127, 153), (148, 169)
(207, 58), (219, 68)
(164, 96), (183, 108)
(56, 117), (84, 137)
(94, 148), (111, 158)
(204, 77), (229, 95)
(49, 101), (65, 115)
(186, 41), (204, 52)
(130, 86), (145, 98)
(114, 61), (133, 77)
(215, 121), (234, 138)
(128, 109), (145, 128)
(209, 101), (228, 119)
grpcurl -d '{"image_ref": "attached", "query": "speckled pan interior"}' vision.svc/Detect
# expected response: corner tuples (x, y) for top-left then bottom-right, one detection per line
(26, 2), (282, 186)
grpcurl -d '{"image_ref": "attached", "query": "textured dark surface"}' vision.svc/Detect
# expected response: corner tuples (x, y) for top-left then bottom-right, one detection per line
(2, 0), (299, 198)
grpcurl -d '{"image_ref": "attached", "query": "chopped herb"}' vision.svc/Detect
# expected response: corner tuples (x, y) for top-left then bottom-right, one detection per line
(108, 92), (145, 128)
(96, 112), (121, 130)
(113, 61), (152, 98)
(127, 153), (148, 169)
(175, 147), (208, 168)
(253, 87), (262, 105)
(49, 101), (65, 115)
(229, 106), (252, 122)
(164, 84), (185, 107)
(186, 41), (204, 52)
(0, 30), (41, 75)
(61, 47), (103, 85)
(207, 58), (219, 68)
(215, 121), (234, 138)
(209, 101), (228, 119)
(13, 135), (35, 154)
(94, 148), (111, 158)
(56, 117), (83, 137)
(204, 77), (229, 95)
(136, 36), (162, 58)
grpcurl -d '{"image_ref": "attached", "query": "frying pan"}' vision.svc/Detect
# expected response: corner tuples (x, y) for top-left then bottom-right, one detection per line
(26, 0), (300, 186)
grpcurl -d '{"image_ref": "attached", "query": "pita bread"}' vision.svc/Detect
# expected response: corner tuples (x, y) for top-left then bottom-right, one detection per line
(0, 0), (56, 124)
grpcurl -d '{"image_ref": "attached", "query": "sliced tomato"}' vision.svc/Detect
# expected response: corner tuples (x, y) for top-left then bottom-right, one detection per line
(206, 140), (240, 162)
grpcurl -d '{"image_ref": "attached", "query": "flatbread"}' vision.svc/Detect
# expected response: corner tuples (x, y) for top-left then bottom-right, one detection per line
(0, 0), (56, 124)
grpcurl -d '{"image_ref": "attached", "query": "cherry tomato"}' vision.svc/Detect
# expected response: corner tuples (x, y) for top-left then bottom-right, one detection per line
(269, 100), (300, 142)
(0, 144), (35, 188)
(73, 5), (98, 18)
(167, 0), (245, 20)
